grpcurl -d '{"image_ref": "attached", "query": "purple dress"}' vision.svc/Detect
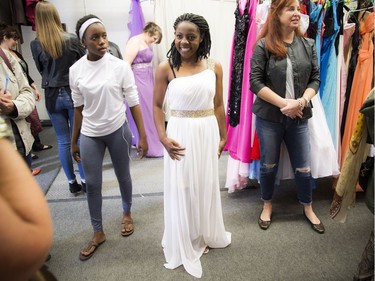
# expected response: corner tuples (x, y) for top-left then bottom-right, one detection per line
(127, 47), (164, 157)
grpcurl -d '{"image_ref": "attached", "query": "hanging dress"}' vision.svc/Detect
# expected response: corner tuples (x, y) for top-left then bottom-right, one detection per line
(341, 13), (360, 143)
(125, 0), (146, 147)
(341, 12), (374, 166)
(330, 88), (374, 223)
(309, 1), (324, 61)
(225, 0), (258, 192)
(227, 0), (250, 127)
(319, 0), (340, 150)
(127, 0), (145, 39)
(340, 13), (356, 132)
(162, 60), (231, 278)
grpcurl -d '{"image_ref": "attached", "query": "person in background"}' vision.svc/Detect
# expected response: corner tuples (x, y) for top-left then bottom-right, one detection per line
(124, 22), (164, 157)
(108, 40), (123, 59)
(0, 22), (52, 165)
(0, 117), (53, 281)
(153, 13), (231, 278)
(30, 0), (86, 194)
(70, 14), (148, 261)
(250, 0), (323, 233)
(0, 43), (36, 175)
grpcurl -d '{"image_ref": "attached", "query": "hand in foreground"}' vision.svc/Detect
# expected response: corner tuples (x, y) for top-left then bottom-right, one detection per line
(71, 143), (81, 163)
(34, 88), (42, 102)
(217, 138), (227, 158)
(162, 137), (185, 160)
(0, 90), (14, 115)
(280, 99), (303, 119)
(137, 136), (148, 159)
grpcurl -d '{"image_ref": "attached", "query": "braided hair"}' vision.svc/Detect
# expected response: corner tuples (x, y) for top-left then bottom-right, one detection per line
(167, 13), (211, 70)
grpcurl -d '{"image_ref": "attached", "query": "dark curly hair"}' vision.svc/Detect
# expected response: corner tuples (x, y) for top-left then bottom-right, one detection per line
(167, 13), (211, 70)
(75, 14), (102, 41)
(0, 22), (20, 44)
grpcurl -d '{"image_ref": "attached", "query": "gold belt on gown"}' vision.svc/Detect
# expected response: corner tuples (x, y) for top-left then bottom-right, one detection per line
(170, 109), (214, 118)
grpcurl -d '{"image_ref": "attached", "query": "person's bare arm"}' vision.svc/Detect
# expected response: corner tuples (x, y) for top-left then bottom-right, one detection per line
(123, 36), (140, 65)
(153, 62), (168, 144)
(31, 82), (42, 102)
(213, 60), (227, 158)
(153, 61), (185, 160)
(71, 105), (83, 162)
(0, 138), (53, 281)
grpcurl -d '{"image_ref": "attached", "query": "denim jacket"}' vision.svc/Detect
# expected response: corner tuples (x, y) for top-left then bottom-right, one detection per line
(250, 36), (320, 123)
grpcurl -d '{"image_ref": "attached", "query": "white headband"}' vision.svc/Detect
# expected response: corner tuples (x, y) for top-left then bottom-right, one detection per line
(79, 18), (104, 40)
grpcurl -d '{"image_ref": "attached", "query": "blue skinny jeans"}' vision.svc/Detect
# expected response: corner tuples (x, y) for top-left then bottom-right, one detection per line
(48, 88), (85, 182)
(256, 116), (313, 204)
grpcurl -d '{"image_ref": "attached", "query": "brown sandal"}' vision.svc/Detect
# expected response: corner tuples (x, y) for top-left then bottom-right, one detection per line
(121, 218), (134, 237)
(79, 239), (106, 261)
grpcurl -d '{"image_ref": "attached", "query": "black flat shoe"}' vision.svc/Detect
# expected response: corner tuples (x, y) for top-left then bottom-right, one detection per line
(69, 180), (82, 194)
(303, 210), (325, 234)
(258, 211), (271, 230)
(81, 182), (86, 193)
(33, 144), (53, 151)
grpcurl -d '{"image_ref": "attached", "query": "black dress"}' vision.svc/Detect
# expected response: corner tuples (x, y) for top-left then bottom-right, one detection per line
(227, 0), (250, 127)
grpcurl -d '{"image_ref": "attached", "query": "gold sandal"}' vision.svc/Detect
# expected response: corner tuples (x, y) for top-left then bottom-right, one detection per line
(121, 218), (134, 237)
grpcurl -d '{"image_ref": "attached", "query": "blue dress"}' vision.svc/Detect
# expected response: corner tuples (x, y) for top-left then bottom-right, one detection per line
(319, 0), (340, 149)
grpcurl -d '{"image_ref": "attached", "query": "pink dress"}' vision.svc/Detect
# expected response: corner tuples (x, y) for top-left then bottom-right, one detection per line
(225, 0), (258, 192)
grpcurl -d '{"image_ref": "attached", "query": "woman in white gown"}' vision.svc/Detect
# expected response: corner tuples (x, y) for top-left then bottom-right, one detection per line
(153, 13), (231, 279)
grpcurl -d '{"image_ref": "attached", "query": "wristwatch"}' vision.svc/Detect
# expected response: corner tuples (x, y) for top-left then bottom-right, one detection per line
(0, 117), (13, 140)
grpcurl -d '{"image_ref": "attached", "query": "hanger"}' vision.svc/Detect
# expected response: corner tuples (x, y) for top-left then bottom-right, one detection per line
(349, 5), (374, 13)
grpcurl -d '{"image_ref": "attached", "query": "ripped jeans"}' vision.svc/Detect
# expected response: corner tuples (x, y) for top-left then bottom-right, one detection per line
(256, 116), (312, 204)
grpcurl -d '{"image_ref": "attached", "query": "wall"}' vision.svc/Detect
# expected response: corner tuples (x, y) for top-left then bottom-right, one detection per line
(21, 0), (236, 121)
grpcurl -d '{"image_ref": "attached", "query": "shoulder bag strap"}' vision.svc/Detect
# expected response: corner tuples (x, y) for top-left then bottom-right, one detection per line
(0, 48), (14, 74)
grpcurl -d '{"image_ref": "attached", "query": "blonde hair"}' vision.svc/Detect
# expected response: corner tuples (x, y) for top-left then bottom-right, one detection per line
(35, 1), (65, 59)
(143, 22), (162, 44)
